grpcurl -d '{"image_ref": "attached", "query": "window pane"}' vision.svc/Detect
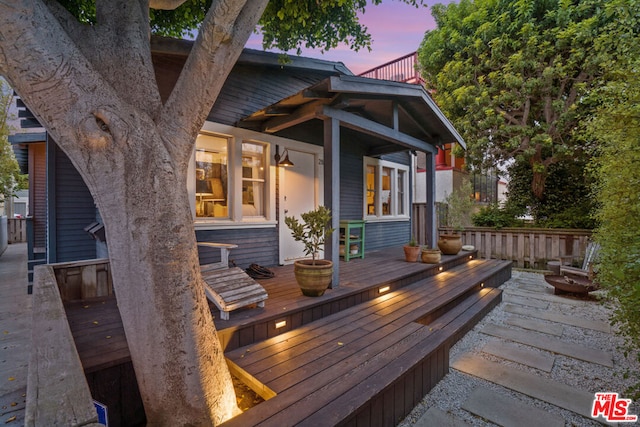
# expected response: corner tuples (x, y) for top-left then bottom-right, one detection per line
(366, 165), (376, 216)
(242, 142), (265, 217)
(382, 167), (392, 215)
(195, 135), (228, 218)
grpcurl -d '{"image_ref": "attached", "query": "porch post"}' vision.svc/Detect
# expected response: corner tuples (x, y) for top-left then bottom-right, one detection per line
(425, 151), (437, 248)
(324, 118), (340, 288)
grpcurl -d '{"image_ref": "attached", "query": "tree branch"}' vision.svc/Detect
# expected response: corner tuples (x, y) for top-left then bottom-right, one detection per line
(158, 0), (270, 161)
(0, 1), (126, 163)
(150, 0), (187, 10)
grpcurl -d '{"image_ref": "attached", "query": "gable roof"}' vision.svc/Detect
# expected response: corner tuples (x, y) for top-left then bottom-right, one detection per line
(240, 74), (465, 153)
(152, 37), (464, 153)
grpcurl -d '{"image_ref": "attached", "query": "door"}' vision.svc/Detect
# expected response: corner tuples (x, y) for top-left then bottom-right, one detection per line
(279, 149), (318, 264)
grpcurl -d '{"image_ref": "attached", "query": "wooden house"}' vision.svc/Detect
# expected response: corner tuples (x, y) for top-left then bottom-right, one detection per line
(11, 37), (465, 284)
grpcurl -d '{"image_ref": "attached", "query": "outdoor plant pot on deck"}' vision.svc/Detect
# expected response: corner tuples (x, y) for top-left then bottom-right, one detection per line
(293, 259), (334, 297)
(285, 206), (335, 297)
(437, 234), (463, 255)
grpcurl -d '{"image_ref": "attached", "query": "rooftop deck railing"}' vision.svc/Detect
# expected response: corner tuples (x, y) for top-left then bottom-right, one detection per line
(359, 51), (423, 84)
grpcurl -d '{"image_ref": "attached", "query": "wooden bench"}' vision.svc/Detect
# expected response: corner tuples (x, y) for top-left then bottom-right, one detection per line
(221, 259), (509, 426)
(198, 243), (268, 321)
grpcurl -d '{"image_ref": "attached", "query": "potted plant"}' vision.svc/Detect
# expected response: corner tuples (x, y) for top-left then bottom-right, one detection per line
(403, 237), (421, 262)
(438, 178), (474, 255)
(421, 246), (441, 264)
(285, 206), (335, 297)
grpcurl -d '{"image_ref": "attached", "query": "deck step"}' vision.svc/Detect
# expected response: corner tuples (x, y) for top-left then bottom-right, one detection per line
(222, 260), (508, 427)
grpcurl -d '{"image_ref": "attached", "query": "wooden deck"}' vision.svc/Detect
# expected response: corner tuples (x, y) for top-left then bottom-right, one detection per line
(220, 257), (510, 427)
(214, 247), (486, 351)
(62, 247), (512, 426)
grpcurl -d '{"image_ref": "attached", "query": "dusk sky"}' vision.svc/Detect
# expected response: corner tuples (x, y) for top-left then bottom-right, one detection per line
(245, 1), (450, 75)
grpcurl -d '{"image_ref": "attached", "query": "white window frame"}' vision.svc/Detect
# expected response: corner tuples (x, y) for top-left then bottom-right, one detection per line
(363, 156), (410, 222)
(190, 130), (276, 230)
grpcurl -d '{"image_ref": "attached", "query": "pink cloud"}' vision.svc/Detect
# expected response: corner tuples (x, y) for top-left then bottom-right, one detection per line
(246, 1), (451, 75)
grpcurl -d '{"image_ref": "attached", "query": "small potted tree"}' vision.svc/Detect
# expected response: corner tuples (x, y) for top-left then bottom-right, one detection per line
(285, 206), (335, 296)
(403, 237), (421, 262)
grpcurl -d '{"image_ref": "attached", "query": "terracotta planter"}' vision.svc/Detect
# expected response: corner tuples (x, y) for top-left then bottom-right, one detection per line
(403, 245), (421, 262)
(293, 259), (333, 297)
(437, 234), (462, 255)
(421, 249), (441, 264)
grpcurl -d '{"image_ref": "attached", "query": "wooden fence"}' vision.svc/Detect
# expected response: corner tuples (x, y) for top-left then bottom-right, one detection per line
(7, 218), (27, 243)
(444, 227), (593, 269)
(412, 203), (593, 269)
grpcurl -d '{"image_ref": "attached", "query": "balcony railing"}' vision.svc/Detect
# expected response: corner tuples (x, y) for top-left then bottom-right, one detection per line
(358, 52), (423, 84)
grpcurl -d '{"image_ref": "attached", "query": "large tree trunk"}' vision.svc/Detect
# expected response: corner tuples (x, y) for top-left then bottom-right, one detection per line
(90, 126), (238, 424)
(0, 0), (269, 424)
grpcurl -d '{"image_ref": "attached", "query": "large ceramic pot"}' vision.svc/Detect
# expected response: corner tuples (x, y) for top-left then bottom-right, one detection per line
(403, 245), (421, 262)
(421, 248), (442, 264)
(294, 259), (334, 297)
(437, 234), (463, 255)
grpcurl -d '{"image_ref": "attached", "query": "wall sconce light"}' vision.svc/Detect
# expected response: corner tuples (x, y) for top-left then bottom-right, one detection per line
(379, 285), (390, 294)
(274, 145), (294, 167)
(275, 320), (287, 329)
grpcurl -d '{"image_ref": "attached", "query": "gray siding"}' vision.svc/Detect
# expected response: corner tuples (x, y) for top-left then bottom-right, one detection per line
(196, 227), (279, 269)
(54, 146), (97, 262)
(364, 221), (411, 251)
(339, 135), (413, 251)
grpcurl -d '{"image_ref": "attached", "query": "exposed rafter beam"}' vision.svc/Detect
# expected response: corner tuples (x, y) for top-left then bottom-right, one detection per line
(398, 102), (439, 143)
(320, 106), (438, 154)
(262, 101), (323, 133)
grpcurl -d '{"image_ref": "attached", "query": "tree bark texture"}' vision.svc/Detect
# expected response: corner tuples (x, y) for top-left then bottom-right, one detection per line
(0, 0), (269, 424)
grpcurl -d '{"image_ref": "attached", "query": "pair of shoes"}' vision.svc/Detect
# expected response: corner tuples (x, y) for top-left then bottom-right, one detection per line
(246, 264), (275, 279)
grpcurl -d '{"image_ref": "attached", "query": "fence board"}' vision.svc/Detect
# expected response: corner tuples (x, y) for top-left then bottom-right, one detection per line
(7, 218), (27, 243)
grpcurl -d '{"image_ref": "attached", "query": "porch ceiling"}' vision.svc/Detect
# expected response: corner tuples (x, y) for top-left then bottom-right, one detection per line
(239, 75), (465, 154)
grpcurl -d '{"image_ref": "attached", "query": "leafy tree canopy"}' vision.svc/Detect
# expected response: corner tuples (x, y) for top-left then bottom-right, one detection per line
(417, 0), (637, 206)
(0, 79), (26, 202)
(58, 0), (424, 54)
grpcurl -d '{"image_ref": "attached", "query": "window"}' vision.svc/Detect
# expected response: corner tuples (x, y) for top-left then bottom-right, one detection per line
(195, 134), (228, 218)
(194, 133), (271, 224)
(363, 157), (409, 221)
(241, 142), (266, 217)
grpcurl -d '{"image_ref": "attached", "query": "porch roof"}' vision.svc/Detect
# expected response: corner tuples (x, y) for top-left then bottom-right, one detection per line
(239, 74), (465, 155)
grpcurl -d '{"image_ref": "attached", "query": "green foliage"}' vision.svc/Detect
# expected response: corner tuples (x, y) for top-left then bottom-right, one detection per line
(472, 203), (523, 228)
(418, 0), (636, 204)
(285, 206), (334, 264)
(506, 157), (596, 229)
(588, 14), (640, 396)
(407, 236), (418, 247)
(443, 177), (474, 231)
(259, 0), (423, 54)
(0, 80), (26, 202)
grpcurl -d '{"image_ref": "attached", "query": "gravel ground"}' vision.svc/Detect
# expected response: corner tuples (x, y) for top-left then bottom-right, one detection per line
(398, 270), (640, 426)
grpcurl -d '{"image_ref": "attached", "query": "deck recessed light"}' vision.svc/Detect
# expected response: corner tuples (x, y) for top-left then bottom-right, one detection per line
(275, 320), (287, 329)
(379, 286), (390, 294)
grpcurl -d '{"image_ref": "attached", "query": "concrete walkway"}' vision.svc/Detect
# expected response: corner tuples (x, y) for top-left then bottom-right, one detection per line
(405, 271), (639, 427)
(0, 243), (31, 425)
